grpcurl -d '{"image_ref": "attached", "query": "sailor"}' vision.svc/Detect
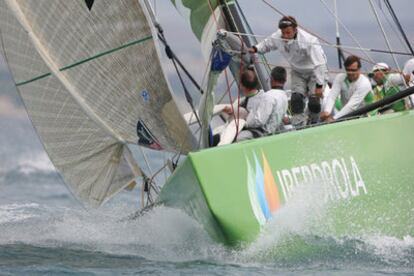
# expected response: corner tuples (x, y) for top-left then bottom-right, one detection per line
(320, 55), (374, 122)
(403, 58), (414, 85)
(403, 58), (414, 106)
(369, 62), (411, 113)
(265, 66), (289, 132)
(220, 69), (275, 142)
(249, 15), (328, 127)
(214, 68), (287, 145)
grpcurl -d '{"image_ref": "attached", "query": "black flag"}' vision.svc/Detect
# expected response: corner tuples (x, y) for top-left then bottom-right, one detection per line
(85, 0), (95, 11)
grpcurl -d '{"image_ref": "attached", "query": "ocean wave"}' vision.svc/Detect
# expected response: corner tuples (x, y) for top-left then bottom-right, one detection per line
(0, 203), (39, 224)
(0, 165), (59, 186)
(0, 202), (412, 274)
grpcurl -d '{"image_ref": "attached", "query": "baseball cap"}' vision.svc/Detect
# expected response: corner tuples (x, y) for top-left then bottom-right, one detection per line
(368, 62), (389, 78)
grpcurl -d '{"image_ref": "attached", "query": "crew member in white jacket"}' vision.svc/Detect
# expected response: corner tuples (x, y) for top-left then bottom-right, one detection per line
(403, 58), (414, 106)
(249, 16), (328, 127)
(321, 55), (372, 121)
(220, 69), (276, 142)
(266, 66), (289, 132)
(216, 68), (288, 145)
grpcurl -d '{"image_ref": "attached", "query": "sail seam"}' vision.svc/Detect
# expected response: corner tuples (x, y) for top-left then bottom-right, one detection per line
(16, 35), (153, 86)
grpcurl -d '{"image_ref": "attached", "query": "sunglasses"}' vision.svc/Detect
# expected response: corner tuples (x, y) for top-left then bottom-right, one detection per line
(345, 68), (359, 72)
(279, 20), (295, 28)
(367, 69), (385, 78)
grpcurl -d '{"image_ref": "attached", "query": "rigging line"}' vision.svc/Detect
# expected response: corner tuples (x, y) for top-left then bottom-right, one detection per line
(143, 1), (201, 155)
(155, 26), (202, 128)
(163, 151), (168, 183)
(224, 66), (238, 125)
(378, 1), (411, 54)
(368, 0), (404, 81)
(143, 0), (205, 95)
(214, 1), (252, 130)
(223, 31), (413, 57)
(139, 146), (154, 177)
(205, 0), (242, 144)
(254, 60), (380, 74)
(383, 0), (414, 56)
(171, 55), (203, 127)
(176, 54), (212, 136)
(319, 0), (375, 63)
(148, 161), (171, 186)
(234, 0), (271, 72)
(220, 0), (271, 91)
(219, 1), (245, 134)
(157, 34), (204, 95)
(190, 69), (234, 137)
(371, 0), (412, 106)
(217, 78), (237, 104)
(190, 78), (237, 127)
(261, 0), (376, 65)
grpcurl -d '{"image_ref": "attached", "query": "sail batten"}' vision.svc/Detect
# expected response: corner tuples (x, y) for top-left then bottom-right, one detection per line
(15, 36), (154, 86)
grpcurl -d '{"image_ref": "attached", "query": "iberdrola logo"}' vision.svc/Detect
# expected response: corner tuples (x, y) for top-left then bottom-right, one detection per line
(247, 151), (281, 226)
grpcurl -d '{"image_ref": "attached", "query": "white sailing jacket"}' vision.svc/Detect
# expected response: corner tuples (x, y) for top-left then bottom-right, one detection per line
(403, 58), (414, 87)
(244, 90), (276, 134)
(383, 73), (407, 91)
(255, 28), (328, 84)
(265, 89), (288, 132)
(324, 73), (372, 119)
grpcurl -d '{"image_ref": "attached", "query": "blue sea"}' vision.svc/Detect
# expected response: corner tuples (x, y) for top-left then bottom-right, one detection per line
(0, 160), (413, 276)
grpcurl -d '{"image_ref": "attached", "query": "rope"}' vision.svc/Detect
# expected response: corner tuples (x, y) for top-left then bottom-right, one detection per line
(156, 26), (202, 128)
(206, 0), (245, 142)
(171, 56), (202, 127)
(222, 30), (413, 57)
(318, 0), (375, 63)
(383, 0), (414, 56)
(157, 34), (205, 95)
(368, 0), (405, 83)
(378, 1), (412, 54)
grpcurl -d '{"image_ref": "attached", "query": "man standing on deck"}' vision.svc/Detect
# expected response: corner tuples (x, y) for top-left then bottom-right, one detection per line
(320, 55), (374, 122)
(249, 15), (328, 127)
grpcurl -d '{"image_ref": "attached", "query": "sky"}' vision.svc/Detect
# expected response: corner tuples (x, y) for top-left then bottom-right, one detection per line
(0, 0), (413, 174)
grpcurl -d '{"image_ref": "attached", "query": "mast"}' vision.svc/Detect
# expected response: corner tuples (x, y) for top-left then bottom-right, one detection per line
(333, 0), (345, 68)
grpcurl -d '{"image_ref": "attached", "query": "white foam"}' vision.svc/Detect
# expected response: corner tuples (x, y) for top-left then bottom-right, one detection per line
(0, 203), (38, 224)
(17, 152), (54, 174)
(364, 234), (414, 264)
(0, 202), (228, 262)
(241, 180), (330, 259)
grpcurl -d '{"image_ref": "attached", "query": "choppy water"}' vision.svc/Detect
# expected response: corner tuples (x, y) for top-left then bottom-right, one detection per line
(0, 165), (413, 275)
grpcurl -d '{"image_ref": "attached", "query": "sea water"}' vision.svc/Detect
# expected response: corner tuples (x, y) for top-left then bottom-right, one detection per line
(0, 163), (413, 275)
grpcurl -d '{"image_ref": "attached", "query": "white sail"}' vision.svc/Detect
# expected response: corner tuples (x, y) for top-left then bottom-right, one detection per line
(0, 0), (195, 207)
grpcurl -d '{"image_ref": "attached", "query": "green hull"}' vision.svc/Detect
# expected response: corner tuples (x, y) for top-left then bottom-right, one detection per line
(159, 111), (414, 245)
